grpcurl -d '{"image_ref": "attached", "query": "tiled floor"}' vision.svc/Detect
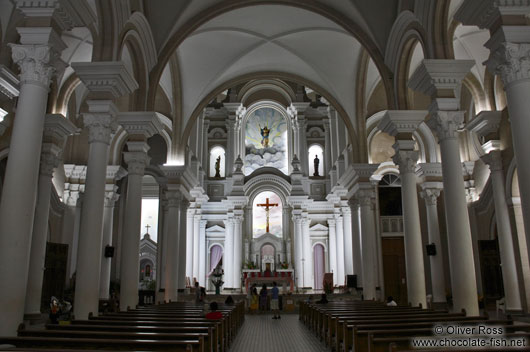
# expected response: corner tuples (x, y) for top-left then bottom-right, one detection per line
(229, 313), (328, 352)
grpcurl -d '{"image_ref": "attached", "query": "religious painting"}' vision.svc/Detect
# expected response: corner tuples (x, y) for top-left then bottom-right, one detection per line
(244, 107), (288, 175)
(252, 191), (283, 238)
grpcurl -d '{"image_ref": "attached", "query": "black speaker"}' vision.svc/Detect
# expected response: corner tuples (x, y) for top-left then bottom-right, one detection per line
(346, 275), (357, 288)
(104, 245), (115, 258)
(426, 244), (436, 256)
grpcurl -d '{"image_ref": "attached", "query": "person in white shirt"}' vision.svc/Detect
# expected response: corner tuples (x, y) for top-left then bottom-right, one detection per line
(386, 296), (397, 306)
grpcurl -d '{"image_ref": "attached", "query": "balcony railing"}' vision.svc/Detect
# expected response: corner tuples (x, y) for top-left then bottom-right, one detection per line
(380, 216), (404, 233)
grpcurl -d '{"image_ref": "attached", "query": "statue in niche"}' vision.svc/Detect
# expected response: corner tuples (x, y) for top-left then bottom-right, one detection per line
(214, 156), (221, 178)
(313, 155), (320, 176)
(259, 124), (270, 148)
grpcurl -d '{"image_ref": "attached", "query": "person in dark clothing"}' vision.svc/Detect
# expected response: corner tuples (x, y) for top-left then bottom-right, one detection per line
(225, 295), (234, 305)
(259, 284), (268, 312)
(316, 293), (328, 304)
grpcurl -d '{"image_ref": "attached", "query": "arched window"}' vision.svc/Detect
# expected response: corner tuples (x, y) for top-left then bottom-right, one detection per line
(209, 146), (225, 178)
(252, 191), (283, 238)
(308, 144), (324, 177)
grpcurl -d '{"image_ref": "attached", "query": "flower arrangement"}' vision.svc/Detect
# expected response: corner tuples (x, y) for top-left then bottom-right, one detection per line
(280, 261), (289, 269)
(245, 261), (257, 269)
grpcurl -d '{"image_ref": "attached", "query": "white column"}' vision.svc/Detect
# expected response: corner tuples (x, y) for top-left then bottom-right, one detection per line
(71, 61), (137, 318)
(233, 214), (243, 290)
(24, 148), (61, 317)
(202, 119), (210, 167)
(342, 206), (354, 276)
(186, 209), (194, 284)
(0, 42), (59, 335)
(351, 200), (363, 286)
(223, 218), (234, 289)
(199, 220), (207, 286)
(302, 217), (313, 287)
(432, 111), (479, 315)
(335, 214), (345, 286)
(395, 149), (427, 307)
(156, 198), (168, 303)
(74, 102), (118, 319)
(456, 3), (530, 287)
(358, 189), (377, 300)
(323, 118), (332, 175)
(292, 214), (303, 287)
(409, 60), (479, 316)
(483, 151), (523, 311)
(178, 199), (189, 290)
(120, 147), (150, 311)
(164, 190), (182, 302)
(420, 186), (447, 304)
(327, 219), (337, 285)
(193, 213), (201, 282)
(99, 188), (119, 300)
(225, 119), (235, 176)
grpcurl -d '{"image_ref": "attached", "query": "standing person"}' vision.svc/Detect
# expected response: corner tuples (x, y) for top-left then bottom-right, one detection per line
(250, 286), (259, 313)
(194, 282), (201, 304)
(271, 281), (280, 319)
(200, 287), (207, 302)
(259, 284), (268, 313)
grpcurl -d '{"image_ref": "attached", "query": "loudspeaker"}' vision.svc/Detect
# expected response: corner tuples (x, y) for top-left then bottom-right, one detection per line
(104, 245), (115, 258)
(346, 275), (357, 288)
(426, 244), (436, 256)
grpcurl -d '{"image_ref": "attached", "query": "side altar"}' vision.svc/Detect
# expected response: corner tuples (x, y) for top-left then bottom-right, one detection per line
(242, 269), (294, 293)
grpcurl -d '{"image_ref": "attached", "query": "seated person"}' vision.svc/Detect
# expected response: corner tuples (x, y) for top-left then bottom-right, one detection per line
(206, 301), (223, 320)
(225, 295), (234, 305)
(316, 293), (328, 304)
(386, 296), (398, 306)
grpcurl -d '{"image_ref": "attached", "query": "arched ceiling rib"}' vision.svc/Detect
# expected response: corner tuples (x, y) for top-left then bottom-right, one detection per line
(175, 4), (365, 133)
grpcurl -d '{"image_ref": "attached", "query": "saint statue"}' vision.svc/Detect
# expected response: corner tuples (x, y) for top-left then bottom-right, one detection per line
(214, 156), (221, 178)
(313, 155), (320, 176)
(259, 124), (270, 148)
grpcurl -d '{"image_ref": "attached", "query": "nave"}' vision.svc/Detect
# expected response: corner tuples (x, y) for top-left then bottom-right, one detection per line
(229, 314), (326, 352)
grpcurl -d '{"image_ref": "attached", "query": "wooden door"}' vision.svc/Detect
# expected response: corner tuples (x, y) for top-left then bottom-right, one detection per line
(478, 239), (503, 303)
(382, 237), (407, 305)
(41, 242), (68, 309)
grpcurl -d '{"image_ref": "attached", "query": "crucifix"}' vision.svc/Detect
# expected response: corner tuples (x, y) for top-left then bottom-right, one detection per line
(256, 197), (279, 233)
(145, 224), (151, 234)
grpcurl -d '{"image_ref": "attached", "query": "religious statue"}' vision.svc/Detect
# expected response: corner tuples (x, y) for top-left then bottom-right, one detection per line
(259, 124), (270, 148)
(214, 155), (221, 178)
(313, 155), (320, 176)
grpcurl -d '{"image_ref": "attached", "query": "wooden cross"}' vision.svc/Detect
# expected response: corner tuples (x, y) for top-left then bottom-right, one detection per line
(256, 198), (279, 233)
(145, 224), (151, 234)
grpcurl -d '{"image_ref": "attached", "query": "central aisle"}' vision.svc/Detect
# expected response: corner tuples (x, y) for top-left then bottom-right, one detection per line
(229, 313), (327, 352)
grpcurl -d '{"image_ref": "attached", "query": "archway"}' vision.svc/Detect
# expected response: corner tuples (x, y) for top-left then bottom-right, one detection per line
(313, 243), (325, 290)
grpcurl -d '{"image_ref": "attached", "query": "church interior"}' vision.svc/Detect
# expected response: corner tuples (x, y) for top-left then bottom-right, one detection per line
(2, 0), (530, 351)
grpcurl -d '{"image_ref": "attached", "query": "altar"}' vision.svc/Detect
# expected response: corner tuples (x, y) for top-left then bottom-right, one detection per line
(243, 269), (294, 293)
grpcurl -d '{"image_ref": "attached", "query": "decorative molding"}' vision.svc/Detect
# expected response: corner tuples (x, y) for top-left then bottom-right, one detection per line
(0, 65), (20, 99)
(454, 0), (530, 30)
(379, 110), (427, 136)
(117, 111), (164, 138)
(43, 113), (78, 146)
(466, 110), (502, 140)
(72, 61), (138, 98)
(124, 151), (150, 176)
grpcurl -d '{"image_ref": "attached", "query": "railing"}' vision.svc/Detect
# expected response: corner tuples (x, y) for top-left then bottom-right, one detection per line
(380, 216), (404, 233)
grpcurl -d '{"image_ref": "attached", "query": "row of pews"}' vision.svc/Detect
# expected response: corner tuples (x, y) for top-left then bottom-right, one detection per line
(0, 301), (245, 351)
(300, 300), (530, 352)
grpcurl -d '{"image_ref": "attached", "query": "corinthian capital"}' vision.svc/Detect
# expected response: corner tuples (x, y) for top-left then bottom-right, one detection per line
(420, 187), (441, 206)
(393, 150), (419, 174)
(39, 144), (61, 176)
(427, 111), (465, 142)
(487, 41), (530, 87)
(124, 152), (150, 176)
(9, 44), (56, 89)
(481, 150), (504, 172)
(83, 113), (117, 144)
